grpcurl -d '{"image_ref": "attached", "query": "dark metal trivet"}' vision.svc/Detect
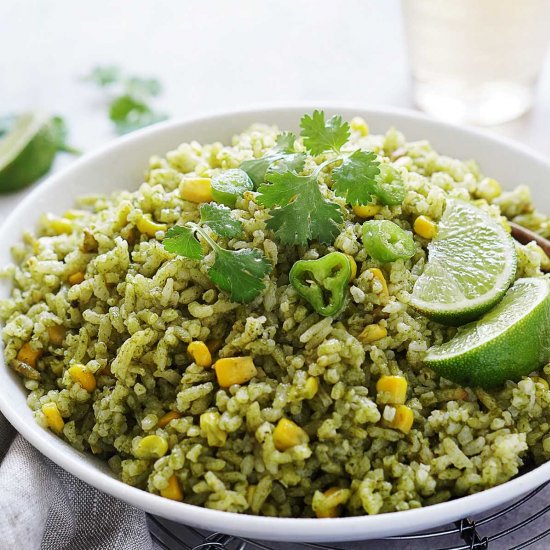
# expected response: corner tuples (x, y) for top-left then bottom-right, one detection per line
(147, 481), (550, 550)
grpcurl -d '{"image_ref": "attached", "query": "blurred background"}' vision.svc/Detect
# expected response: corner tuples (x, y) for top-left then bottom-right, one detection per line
(1, 0), (549, 157)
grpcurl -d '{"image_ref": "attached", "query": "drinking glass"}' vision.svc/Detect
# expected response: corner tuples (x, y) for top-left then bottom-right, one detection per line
(402, 0), (550, 125)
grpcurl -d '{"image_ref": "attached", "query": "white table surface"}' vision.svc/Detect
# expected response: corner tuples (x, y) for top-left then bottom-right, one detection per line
(1, 1), (550, 548)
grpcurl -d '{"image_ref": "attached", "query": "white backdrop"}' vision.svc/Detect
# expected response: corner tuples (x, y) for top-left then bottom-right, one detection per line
(1, 0), (548, 152)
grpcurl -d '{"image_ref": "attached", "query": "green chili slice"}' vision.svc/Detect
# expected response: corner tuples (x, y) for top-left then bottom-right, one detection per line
(375, 164), (406, 206)
(362, 220), (415, 263)
(211, 169), (254, 207)
(289, 251), (351, 317)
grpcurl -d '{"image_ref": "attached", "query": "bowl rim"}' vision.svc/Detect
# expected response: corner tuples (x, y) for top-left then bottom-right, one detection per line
(1, 102), (550, 542)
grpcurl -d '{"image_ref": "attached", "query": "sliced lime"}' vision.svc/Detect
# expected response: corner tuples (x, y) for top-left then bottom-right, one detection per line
(424, 277), (550, 388)
(0, 112), (63, 192)
(410, 199), (517, 325)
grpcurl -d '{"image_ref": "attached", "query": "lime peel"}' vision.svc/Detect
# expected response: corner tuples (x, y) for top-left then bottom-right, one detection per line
(424, 277), (550, 388)
(0, 112), (76, 193)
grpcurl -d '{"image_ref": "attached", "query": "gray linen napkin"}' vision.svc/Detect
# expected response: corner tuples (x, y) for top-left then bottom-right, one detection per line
(0, 413), (158, 550)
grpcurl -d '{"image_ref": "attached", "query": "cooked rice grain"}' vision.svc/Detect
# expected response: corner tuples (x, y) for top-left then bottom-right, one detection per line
(2, 121), (550, 517)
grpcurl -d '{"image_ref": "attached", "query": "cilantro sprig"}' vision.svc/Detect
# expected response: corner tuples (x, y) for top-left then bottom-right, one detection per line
(84, 66), (167, 135)
(241, 132), (306, 187)
(251, 111), (406, 247)
(163, 205), (271, 303)
(257, 162), (342, 245)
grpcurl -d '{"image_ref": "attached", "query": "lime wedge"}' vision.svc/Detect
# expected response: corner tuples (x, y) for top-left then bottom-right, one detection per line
(0, 112), (62, 192)
(410, 199), (517, 325)
(424, 278), (550, 388)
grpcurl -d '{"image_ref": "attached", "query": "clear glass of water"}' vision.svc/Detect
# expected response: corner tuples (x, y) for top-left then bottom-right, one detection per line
(402, 0), (550, 125)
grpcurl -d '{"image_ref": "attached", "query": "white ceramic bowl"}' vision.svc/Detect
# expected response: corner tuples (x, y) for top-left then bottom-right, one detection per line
(1, 105), (550, 543)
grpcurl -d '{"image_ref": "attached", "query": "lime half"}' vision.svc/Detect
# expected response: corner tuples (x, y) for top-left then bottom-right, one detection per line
(424, 277), (550, 388)
(0, 112), (62, 192)
(410, 199), (517, 325)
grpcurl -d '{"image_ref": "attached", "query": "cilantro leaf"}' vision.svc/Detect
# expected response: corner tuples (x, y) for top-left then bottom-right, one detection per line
(300, 110), (350, 155)
(163, 223), (271, 303)
(200, 203), (243, 239)
(274, 132), (297, 152)
(333, 154), (406, 207)
(84, 66), (167, 135)
(268, 152), (306, 176)
(84, 65), (122, 86)
(209, 247), (272, 303)
(256, 169), (304, 208)
(241, 156), (276, 188)
(241, 131), (306, 187)
(332, 150), (380, 205)
(113, 110), (167, 135)
(163, 226), (204, 260)
(125, 76), (162, 99)
(108, 95), (167, 135)
(49, 116), (81, 155)
(85, 66), (161, 97)
(109, 95), (148, 122)
(257, 170), (342, 245)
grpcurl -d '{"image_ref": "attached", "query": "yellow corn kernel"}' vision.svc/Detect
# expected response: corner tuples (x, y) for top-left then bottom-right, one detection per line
(63, 209), (88, 220)
(68, 364), (97, 392)
(42, 402), (64, 434)
(531, 376), (549, 390)
(477, 177), (502, 202)
(136, 215), (167, 237)
(314, 487), (350, 518)
(214, 357), (257, 388)
(200, 411), (228, 447)
(413, 215), (437, 239)
(273, 418), (309, 451)
(187, 341), (212, 367)
(160, 475), (184, 501)
(376, 375), (408, 405)
(358, 324), (387, 344)
(134, 434), (169, 459)
(304, 376), (319, 399)
(49, 216), (73, 235)
(68, 271), (85, 285)
(48, 326), (66, 346)
(350, 116), (369, 136)
(158, 410), (182, 428)
(388, 404), (414, 434)
(352, 204), (381, 219)
(344, 254), (357, 281)
(180, 177), (213, 203)
(17, 342), (42, 368)
(368, 267), (389, 297)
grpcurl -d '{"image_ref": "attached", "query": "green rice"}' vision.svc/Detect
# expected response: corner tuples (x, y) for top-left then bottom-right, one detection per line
(3, 118), (550, 518)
